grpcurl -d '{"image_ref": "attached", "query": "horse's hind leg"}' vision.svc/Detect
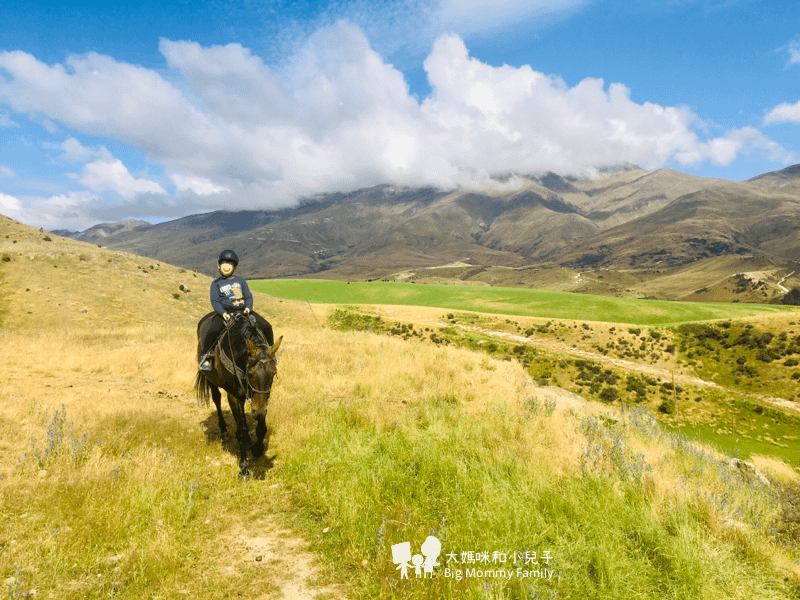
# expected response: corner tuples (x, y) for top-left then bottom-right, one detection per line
(210, 385), (229, 442)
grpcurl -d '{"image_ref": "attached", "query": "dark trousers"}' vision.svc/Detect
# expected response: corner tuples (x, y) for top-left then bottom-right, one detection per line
(200, 311), (274, 356)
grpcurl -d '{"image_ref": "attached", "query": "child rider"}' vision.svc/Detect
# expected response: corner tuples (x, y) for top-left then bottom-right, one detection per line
(198, 249), (274, 371)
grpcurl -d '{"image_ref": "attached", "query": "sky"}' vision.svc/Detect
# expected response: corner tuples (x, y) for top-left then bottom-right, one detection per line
(1, 0), (800, 231)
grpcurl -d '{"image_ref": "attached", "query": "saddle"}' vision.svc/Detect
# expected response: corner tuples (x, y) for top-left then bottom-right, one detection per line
(212, 336), (245, 379)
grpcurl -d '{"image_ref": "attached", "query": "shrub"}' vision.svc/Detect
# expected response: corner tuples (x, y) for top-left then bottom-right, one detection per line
(599, 386), (619, 403)
(781, 288), (800, 306)
(658, 397), (676, 414)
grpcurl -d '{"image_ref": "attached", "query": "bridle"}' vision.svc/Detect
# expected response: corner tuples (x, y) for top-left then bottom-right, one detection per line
(245, 356), (277, 396)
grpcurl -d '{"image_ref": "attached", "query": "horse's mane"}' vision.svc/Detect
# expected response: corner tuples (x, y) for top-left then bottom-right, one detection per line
(226, 316), (267, 356)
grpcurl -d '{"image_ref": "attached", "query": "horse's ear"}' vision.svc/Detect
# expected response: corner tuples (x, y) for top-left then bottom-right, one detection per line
(268, 336), (283, 357)
(245, 338), (260, 358)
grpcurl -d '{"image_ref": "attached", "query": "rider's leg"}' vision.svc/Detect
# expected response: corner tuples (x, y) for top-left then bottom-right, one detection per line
(199, 314), (226, 370)
(250, 311), (275, 346)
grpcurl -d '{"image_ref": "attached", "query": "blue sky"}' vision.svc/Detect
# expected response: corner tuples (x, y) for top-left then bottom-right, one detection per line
(1, 0), (799, 230)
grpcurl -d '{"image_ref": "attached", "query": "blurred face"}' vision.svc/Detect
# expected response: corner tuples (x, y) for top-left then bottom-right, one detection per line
(219, 261), (235, 276)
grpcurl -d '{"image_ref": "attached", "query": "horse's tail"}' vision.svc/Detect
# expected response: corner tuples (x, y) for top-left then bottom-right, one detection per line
(194, 371), (211, 407)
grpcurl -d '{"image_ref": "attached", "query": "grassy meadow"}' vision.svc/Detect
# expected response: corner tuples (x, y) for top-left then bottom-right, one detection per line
(1, 218), (800, 599)
(251, 279), (794, 325)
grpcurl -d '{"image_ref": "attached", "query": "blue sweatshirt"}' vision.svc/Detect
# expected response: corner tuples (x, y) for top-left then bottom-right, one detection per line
(210, 275), (254, 315)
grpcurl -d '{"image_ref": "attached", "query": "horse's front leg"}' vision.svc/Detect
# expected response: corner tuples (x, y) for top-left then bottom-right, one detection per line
(227, 392), (252, 478)
(210, 384), (228, 442)
(251, 417), (267, 458)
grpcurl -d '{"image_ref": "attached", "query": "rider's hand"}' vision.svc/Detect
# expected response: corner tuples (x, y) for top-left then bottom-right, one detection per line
(243, 307), (251, 315)
(222, 312), (231, 322)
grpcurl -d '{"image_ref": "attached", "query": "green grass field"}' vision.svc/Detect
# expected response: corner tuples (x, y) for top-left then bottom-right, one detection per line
(252, 279), (795, 325)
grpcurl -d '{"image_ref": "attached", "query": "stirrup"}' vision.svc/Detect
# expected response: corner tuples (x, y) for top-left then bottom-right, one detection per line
(199, 354), (212, 371)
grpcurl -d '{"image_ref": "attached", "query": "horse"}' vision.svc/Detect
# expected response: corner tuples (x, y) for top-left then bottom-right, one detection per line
(194, 312), (282, 478)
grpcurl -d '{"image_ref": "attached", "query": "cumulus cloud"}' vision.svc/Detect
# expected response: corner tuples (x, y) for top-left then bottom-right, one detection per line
(77, 159), (167, 199)
(764, 101), (800, 125)
(0, 22), (793, 229)
(675, 126), (795, 165)
(47, 137), (113, 163)
(0, 192), (21, 211)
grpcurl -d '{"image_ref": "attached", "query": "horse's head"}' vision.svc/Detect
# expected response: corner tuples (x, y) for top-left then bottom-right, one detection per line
(244, 336), (282, 419)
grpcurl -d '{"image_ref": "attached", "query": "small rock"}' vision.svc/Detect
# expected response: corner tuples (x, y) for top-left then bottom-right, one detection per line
(322, 527), (330, 533)
(79, 307), (88, 313)
(724, 519), (749, 532)
(729, 458), (771, 487)
(255, 556), (263, 562)
(143, 377), (154, 383)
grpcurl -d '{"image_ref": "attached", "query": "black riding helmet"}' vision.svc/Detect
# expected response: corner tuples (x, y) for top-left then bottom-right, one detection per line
(218, 249), (239, 267)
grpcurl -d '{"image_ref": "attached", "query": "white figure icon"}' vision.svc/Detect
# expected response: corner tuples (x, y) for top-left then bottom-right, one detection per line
(392, 536), (442, 580)
(391, 542), (412, 579)
(421, 536), (441, 577)
(412, 554), (424, 577)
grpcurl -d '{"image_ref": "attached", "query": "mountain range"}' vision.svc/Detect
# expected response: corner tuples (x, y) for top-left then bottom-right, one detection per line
(51, 164), (800, 302)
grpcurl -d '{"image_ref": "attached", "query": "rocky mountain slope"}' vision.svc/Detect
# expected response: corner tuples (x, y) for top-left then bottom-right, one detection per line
(55, 166), (738, 278)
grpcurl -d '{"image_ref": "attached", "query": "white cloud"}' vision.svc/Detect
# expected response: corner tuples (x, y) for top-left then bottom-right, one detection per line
(47, 137), (113, 163)
(788, 40), (800, 66)
(0, 192), (21, 211)
(171, 173), (230, 196)
(675, 126), (795, 165)
(0, 23), (792, 230)
(79, 159), (167, 199)
(764, 101), (800, 125)
(0, 166), (14, 178)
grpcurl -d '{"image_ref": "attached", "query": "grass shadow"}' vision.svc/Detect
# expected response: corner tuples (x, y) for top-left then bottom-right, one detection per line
(201, 411), (277, 479)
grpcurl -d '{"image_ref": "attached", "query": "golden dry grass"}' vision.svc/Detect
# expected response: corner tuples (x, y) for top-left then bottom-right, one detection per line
(2, 215), (800, 599)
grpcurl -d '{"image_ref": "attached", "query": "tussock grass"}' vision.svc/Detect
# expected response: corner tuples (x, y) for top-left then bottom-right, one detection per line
(2, 321), (799, 598)
(258, 328), (799, 599)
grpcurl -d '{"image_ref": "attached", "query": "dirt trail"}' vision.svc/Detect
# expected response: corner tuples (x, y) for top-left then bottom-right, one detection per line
(0, 360), (345, 600)
(214, 517), (346, 600)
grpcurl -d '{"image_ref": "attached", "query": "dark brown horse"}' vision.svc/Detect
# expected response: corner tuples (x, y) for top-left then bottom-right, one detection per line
(195, 312), (282, 478)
